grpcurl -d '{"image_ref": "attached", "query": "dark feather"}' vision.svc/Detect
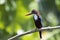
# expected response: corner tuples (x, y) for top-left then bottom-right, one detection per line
(33, 15), (43, 38)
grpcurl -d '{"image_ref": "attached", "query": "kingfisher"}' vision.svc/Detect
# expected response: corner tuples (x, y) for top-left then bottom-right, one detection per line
(26, 10), (43, 39)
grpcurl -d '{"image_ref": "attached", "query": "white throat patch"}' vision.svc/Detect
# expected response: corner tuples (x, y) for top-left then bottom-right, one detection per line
(34, 14), (38, 20)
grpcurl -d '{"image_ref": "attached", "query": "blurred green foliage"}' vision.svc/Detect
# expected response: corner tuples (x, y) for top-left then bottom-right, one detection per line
(0, 0), (60, 40)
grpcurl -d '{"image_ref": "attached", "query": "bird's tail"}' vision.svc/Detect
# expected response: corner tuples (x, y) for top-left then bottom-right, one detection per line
(39, 31), (42, 39)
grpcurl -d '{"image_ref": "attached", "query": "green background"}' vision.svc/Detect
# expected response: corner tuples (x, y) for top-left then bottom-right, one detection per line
(0, 0), (60, 40)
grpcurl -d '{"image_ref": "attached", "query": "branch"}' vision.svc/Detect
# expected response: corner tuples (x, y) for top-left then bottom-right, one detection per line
(8, 26), (60, 40)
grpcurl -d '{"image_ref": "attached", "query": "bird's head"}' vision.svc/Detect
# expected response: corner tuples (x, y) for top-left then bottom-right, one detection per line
(26, 10), (40, 16)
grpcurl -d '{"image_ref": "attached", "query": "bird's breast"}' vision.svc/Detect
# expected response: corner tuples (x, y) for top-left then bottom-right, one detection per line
(33, 15), (38, 20)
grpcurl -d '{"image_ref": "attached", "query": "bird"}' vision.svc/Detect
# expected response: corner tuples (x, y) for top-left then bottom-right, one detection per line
(26, 10), (43, 39)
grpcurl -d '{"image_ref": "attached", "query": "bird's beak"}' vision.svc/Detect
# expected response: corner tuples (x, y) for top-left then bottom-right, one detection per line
(25, 13), (32, 16)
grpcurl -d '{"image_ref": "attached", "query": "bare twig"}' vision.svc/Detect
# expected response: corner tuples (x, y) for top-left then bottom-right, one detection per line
(8, 26), (60, 40)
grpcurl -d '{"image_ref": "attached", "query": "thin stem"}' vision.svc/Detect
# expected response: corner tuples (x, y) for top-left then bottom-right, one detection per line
(8, 26), (60, 40)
